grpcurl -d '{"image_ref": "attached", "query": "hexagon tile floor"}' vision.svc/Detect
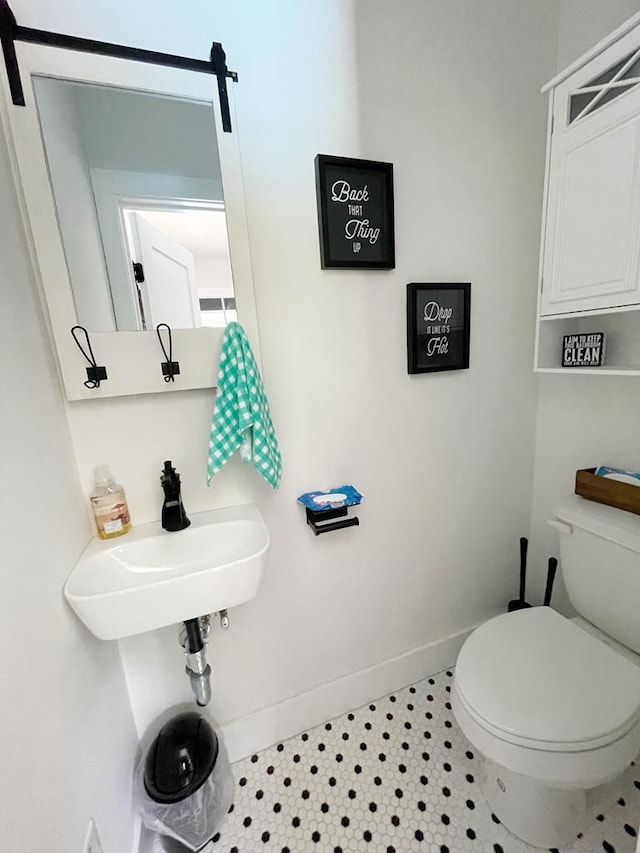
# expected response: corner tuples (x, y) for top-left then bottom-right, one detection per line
(201, 669), (640, 852)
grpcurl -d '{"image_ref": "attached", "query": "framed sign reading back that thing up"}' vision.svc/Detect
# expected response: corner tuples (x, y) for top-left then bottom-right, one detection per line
(407, 283), (471, 374)
(314, 154), (395, 269)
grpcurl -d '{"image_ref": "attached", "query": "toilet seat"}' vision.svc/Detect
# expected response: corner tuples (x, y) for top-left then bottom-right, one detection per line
(455, 607), (640, 752)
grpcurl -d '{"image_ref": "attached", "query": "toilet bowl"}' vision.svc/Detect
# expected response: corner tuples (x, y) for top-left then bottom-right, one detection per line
(452, 495), (640, 847)
(453, 607), (640, 847)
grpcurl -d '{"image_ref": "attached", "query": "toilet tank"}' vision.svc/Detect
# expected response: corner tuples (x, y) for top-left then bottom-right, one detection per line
(552, 495), (640, 654)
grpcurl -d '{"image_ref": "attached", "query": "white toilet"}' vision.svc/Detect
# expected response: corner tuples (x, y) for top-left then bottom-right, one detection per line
(452, 495), (640, 848)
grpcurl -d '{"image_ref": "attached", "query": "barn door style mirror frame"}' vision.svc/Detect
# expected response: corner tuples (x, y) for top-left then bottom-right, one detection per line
(0, 0), (260, 400)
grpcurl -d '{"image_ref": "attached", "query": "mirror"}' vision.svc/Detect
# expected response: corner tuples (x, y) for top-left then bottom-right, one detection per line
(33, 77), (236, 331)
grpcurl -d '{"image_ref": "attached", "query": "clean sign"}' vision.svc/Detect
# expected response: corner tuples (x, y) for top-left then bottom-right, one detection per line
(562, 333), (606, 367)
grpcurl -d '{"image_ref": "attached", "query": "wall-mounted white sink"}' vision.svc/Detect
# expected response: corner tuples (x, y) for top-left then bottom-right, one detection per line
(64, 504), (269, 640)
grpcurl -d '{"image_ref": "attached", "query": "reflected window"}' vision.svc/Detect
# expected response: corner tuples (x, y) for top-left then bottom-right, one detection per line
(199, 297), (237, 328)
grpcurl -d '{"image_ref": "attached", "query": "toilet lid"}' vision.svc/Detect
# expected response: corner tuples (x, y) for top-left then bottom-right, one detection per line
(455, 607), (640, 751)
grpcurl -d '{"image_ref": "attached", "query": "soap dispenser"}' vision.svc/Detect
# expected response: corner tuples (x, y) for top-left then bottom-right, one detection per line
(160, 460), (190, 532)
(90, 464), (131, 539)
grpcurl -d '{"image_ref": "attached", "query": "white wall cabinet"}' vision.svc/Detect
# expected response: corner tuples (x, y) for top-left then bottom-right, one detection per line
(535, 12), (640, 374)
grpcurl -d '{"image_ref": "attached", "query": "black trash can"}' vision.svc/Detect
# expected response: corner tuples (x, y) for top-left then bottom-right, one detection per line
(135, 712), (234, 851)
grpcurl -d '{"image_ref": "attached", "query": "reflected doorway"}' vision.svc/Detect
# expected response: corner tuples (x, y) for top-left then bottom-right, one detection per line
(121, 203), (236, 330)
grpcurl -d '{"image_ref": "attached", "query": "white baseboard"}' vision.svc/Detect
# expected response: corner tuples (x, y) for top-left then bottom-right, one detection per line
(221, 625), (476, 763)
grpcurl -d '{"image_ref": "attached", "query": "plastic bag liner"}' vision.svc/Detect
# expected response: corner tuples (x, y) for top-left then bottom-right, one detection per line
(134, 716), (234, 852)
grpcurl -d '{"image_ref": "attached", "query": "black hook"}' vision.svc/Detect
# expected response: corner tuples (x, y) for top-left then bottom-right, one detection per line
(70, 326), (107, 389)
(156, 323), (180, 382)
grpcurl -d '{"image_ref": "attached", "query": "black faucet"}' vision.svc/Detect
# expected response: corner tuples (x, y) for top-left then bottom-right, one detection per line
(160, 460), (191, 532)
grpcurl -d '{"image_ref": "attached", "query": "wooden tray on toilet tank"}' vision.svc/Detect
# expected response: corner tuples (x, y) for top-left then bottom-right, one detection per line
(575, 468), (640, 516)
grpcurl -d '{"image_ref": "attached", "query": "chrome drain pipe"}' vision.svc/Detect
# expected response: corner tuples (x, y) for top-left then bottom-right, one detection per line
(185, 649), (211, 707)
(181, 616), (212, 707)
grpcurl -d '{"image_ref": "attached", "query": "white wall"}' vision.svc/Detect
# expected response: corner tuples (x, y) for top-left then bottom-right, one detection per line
(194, 254), (234, 298)
(557, 0), (640, 69)
(74, 86), (221, 179)
(35, 78), (115, 331)
(354, 0), (558, 626)
(0, 123), (138, 853)
(8, 0), (559, 755)
(527, 0), (640, 610)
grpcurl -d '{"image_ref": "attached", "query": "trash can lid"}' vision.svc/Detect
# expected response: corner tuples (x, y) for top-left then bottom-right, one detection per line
(144, 712), (219, 804)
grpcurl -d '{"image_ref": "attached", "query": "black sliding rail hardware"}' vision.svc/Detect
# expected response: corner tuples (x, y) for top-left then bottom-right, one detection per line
(306, 505), (360, 536)
(70, 325), (107, 389)
(0, 0), (238, 131)
(156, 323), (180, 382)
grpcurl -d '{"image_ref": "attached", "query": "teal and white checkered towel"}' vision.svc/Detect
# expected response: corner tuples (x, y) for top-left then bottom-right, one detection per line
(207, 322), (282, 489)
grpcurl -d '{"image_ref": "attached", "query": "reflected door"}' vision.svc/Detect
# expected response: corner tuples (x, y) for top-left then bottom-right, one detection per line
(130, 213), (201, 329)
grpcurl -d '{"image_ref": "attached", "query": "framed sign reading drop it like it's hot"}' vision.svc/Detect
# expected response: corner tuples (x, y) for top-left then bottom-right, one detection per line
(314, 154), (395, 269)
(407, 283), (471, 374)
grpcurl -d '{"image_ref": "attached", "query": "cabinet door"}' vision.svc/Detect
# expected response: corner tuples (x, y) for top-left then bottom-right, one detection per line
(541, 84), (640, 316)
